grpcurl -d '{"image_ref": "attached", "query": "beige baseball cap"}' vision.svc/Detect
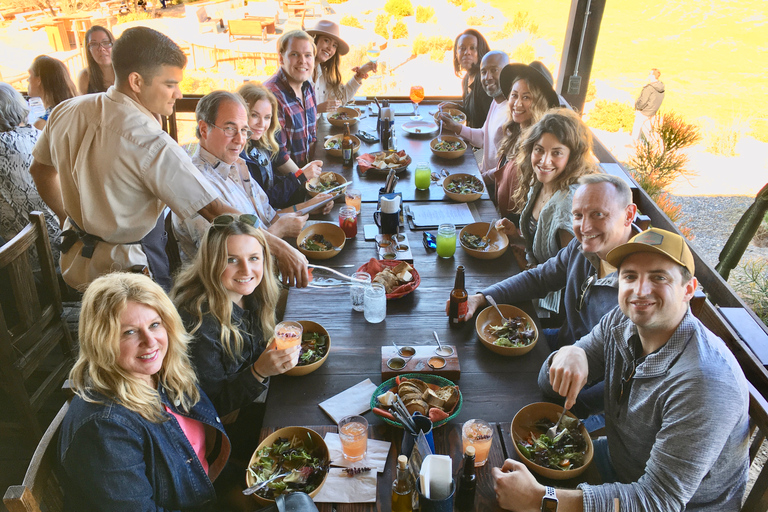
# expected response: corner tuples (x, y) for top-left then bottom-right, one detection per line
(606, 227), (695, 275)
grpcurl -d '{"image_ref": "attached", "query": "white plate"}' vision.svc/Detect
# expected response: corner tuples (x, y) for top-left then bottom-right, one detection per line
(402, 120), (439, 136)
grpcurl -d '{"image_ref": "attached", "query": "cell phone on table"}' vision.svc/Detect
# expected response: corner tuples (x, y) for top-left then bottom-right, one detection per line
(364, 224), (378, 241)
(423, 231), (436, 251)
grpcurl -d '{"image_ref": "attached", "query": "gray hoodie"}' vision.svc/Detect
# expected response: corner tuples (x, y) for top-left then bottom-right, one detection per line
(634, 80), (665, 117)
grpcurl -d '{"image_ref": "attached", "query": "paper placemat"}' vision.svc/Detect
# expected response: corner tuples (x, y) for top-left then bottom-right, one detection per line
(324, 432), (390, 472)
(313, 467), (377, 503)
(318, 379), (378, 424)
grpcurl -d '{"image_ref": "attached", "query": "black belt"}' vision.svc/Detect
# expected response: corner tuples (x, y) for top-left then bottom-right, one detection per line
(59, 219), (140, 259)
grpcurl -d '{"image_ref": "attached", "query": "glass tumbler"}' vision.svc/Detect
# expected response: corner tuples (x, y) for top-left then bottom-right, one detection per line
(350, 271), (371, 312)
(364, 283), (386, 323)
(338, 414), (368, 462)
(436, 223), (457, 258)
(462, 419), (494, 466)
(414, 162), (431, 191)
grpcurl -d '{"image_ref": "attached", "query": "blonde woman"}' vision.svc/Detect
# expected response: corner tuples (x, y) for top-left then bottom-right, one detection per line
(237, 82), (329, 210)
(59, 273), (230, 510)
(492, 62), (559, 225)
(172, 215), (299, 419)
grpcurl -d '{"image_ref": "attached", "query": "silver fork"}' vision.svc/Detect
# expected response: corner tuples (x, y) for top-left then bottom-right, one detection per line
(437, 106), (444, 143)
(547, 404), (568, 439)
(243, 471), (291, 496)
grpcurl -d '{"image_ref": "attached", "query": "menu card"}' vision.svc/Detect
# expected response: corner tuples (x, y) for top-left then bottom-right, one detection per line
(407, 203), (476, 228)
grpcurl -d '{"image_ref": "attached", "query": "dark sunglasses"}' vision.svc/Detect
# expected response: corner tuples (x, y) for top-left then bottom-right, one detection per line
(423, 231), (436, 251)
(211, 214), (260, 230)
(576, 273), (597, 312)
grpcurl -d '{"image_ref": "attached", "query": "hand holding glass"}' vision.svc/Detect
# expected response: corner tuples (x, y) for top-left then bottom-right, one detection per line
(274, 321), (302, 350)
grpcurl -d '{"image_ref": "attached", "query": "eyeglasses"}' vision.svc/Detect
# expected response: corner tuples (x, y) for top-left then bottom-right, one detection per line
(87, 41), (113, 50)
(211, 214), (260, 230)
(210, 123), (253, 140)
(576, 273), (597, 312)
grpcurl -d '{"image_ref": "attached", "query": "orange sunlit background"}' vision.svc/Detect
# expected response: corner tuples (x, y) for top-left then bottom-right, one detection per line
(1, 0), (766, 195)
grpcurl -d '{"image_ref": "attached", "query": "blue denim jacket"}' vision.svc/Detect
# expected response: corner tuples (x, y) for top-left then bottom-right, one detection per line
(59, 385), (231, 511)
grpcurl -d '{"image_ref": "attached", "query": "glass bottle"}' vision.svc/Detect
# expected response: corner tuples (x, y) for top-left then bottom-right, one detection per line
(449, 265), (467, 326)
(455, 445), (477, 511)
(391, 455), (414, 512)
(342, 122), (354, 167)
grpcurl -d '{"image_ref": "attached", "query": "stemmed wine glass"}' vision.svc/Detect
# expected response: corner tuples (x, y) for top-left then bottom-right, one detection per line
(366, 44), (381, 80)
(409, 85), (424, 120)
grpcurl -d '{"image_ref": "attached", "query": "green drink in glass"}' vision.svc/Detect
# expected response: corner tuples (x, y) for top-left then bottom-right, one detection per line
(436, 223), (456, 258)
(414, 162), (431, 190)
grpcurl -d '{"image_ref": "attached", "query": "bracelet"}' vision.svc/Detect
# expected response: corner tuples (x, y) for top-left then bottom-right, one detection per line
(252, 367), (267, 381)
(295, 167), (304, 177)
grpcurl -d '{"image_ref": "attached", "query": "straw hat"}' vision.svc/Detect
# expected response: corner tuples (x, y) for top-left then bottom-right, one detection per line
(306, 20), (349, 56)
(500, 61), (559, 108)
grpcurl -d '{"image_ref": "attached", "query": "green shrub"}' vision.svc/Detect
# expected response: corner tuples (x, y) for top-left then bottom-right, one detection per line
(375, 13), (390, 40)
(512, 42), (535, 64)
(585, 79), (596, 103)
(587, 100), (634, 133)
(117, 11), (153, 22)
(750, 119), (768, 143)
(448, 0), (474, 9)
(327, 0), (348, 3)
(415, 5), (434, 23)
(392, 20), (408, 39)
(655, 111), (702, 152)
(504, 11), (538, 35)
(340, 15), (363, 28)
(731, 259), (768, 325)
(412, 34), (454, 56)
(384, 0), (413, 17)
(466, 15), (485, 26)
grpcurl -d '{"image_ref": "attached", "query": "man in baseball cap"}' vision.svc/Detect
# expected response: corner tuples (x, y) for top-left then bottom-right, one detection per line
(493, 227), (749, 511)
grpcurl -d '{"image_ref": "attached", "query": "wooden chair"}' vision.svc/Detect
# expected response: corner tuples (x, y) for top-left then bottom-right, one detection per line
(3, 400), (68, 512)
(744, 382), (768, 511)
(0, 211), (76, 444)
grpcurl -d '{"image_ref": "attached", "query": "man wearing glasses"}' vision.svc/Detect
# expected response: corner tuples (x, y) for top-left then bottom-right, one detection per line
(493, 228), (749, 512)
(459, 174), (640, 352)
(173, 90), (332, 262)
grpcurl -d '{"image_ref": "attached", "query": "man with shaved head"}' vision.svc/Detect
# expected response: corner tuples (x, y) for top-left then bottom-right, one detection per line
(438, 50), (510, 186)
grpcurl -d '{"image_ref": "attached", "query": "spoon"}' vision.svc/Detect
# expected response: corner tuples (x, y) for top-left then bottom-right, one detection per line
(432, 331), (454, 356)
(485, 295), (510, 325)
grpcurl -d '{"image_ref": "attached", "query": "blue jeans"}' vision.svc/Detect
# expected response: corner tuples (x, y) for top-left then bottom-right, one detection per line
(592, 437), (619, 483)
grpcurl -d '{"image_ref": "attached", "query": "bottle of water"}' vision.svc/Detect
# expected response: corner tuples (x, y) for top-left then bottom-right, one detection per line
(27, 97), (45, 126)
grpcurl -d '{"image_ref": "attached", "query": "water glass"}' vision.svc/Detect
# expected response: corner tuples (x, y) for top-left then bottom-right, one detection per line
(462, 419), (493, 466)
(350, 271), (370, 312)
(436, 223), (456, 258)
(274, 321), (303, 350)
(338, 414), (368, 462)
(364, 283), (386, 323)
(345, 188), (362, 214)
(414, 162), (431, 191)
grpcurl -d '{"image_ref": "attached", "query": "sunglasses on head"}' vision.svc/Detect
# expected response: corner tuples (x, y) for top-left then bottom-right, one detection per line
(211, 214), (260, 230)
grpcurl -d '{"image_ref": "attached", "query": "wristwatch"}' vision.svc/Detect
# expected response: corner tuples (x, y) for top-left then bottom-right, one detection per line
(541, 486), (558, 511)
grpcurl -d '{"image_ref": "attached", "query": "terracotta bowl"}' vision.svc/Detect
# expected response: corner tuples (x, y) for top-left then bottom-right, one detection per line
(327, 106), (361, 127)
(297, 223), (345, 260)
(475, 304), (538, 356)
(430, 135), (468, 160)
(285, 320), (331, 376)
(459, 222), (509, 260)
(442, 173), (484, 202)
(324, 134), (361, 157)
(306, 172), (347, 198)
(245, 426), (329, 506)
(511, 402), (594, 480)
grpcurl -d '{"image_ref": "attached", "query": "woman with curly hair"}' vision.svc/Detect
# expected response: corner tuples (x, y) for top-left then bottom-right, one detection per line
(171, 215), (299, 420)
(450, 28), (492, 128)
(77, 25), (115, 94)
(307, 19), (376, 113)
(492, 62), (559, 224)
(59, 272), (231, 510)
(27, 55), (77, 130)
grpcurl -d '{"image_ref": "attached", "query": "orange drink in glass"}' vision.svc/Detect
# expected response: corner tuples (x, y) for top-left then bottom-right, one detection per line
(274, 321), (302, 350)
(345, 188), (362, 214)
(409, 85), (425, 120)
(338, 415), (368, 462)
(462, 419), (493, 466)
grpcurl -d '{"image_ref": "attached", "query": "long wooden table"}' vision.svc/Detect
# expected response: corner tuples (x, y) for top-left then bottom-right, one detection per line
(253, 110), (571, 510)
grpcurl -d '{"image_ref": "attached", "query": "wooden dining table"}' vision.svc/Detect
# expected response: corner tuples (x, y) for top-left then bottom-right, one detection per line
(248, 105), (594, 510)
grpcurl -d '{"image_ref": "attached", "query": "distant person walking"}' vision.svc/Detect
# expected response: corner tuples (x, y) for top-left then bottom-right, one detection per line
(632, 68), (665, 140)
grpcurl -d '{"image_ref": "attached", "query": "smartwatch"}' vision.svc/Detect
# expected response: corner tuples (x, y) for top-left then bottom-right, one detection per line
(541, 486), (558, 511)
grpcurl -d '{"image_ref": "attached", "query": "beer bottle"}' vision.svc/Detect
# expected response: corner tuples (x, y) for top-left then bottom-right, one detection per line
(391, 455), (414, 512)
(449, 265), (468, 325)
(455, 445), (477, 511)
(342, 122), (354, 168)
(380, 118), (391, 152)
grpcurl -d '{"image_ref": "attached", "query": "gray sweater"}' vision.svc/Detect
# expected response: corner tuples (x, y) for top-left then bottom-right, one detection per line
(539, 308), (749, 511)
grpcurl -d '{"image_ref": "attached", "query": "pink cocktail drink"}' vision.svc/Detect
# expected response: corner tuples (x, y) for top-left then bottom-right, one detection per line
(462, 419), (493, 466)
(274, 321), (302, 350)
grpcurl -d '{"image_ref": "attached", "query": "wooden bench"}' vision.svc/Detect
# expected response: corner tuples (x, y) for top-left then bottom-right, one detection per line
(228, 18), (267, 42)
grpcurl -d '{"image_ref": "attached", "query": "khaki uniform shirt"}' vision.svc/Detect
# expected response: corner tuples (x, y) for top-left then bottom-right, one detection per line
(172, 146), (276, 262)
(32, 87), (218, 288)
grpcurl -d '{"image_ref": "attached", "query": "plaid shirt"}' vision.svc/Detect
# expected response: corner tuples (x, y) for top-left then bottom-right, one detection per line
(264, 68), (317, 168)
